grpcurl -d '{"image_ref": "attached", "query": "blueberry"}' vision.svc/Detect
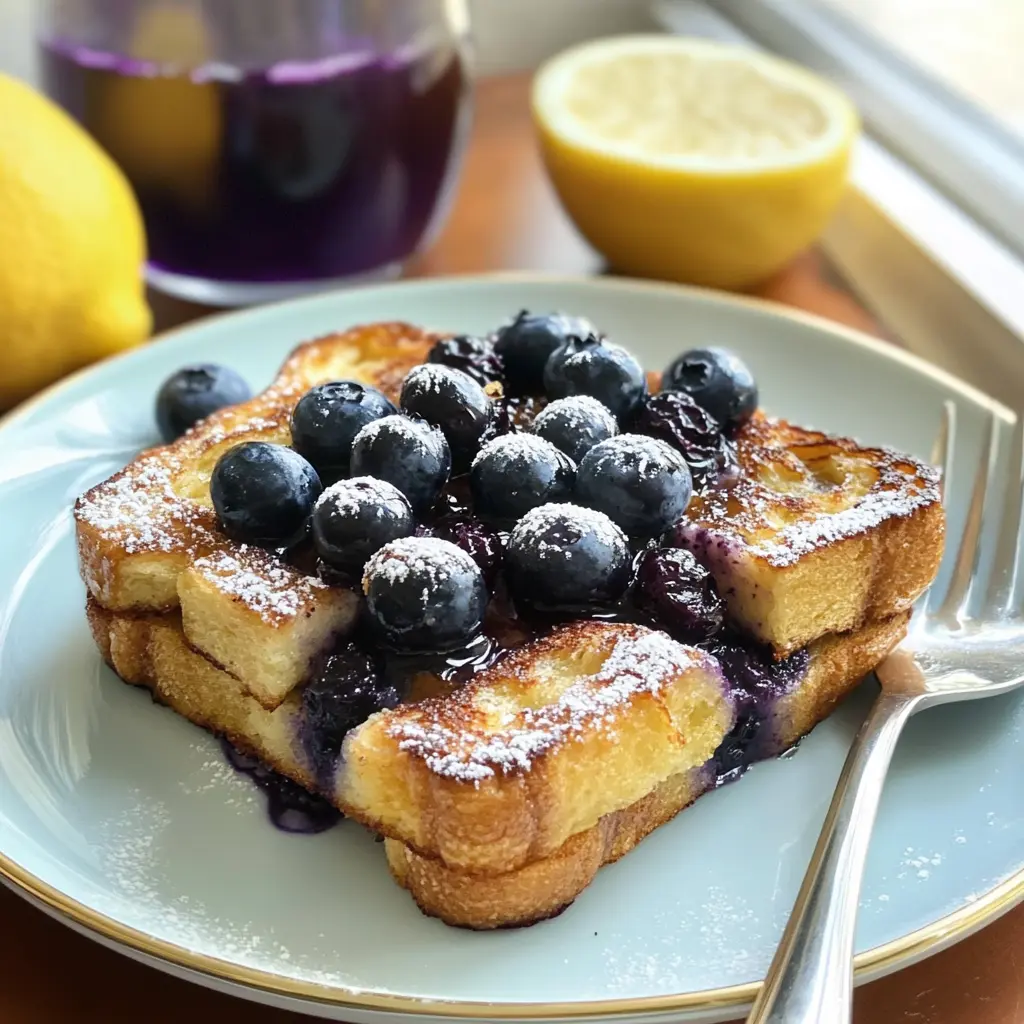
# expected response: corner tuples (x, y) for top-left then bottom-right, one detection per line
(576, 434), (693, 537)
(155, 364), (251, 442)
(301, 643), (399, 784)
(531, 395), (618, 464)
(634, 548), (725, 642)
(543, 335), (647, 420)
(505, 503), (630, 612)
(470, 434), (575, 523)
(350, 415), (451, 513)
(493, 310), (595, 394)
(210, 441), (322, 547)
(663, 348), (757, 432)
(427, 334), (504, 388)
(311, 477), (414, 578)
(363, 537), (488, 652)
(426, 514), (504, 585)
(634, 391), (733, 487)
(399, 364), (491, 471)
(290, 381), (397, 482)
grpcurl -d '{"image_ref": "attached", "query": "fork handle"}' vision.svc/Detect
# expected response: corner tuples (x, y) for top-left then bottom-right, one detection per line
(745, 689), (923, 1024)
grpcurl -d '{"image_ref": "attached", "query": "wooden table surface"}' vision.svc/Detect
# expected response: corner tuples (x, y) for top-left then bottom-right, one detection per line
(3, 73), (1022, 1024)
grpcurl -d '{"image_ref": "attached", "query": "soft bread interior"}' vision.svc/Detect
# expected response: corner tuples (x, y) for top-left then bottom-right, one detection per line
(177, 547), (359, 709)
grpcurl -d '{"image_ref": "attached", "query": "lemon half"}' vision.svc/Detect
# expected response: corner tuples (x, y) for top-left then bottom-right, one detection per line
(532, 36), (859, 290)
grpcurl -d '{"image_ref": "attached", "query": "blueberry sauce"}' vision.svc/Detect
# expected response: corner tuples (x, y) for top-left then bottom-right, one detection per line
(221, 738), (341, 834)
(299, 642), (400, 790)
(708, 642), (810, 784)
(634, 391), (736, 489)
(235, 525), (811, 830)
(298, 629), (507, 798)
(220, 355), (809, 833)
(480, 395), (545, 446)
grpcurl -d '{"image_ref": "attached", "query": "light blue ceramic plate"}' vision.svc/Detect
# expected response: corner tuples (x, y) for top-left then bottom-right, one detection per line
(1, 275), (1022, 1024)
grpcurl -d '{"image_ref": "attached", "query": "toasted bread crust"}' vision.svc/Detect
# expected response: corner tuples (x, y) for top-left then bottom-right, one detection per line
(384, 612), (910, 928)
(87, 600), (317, 791)
(383, 764), (715, 929)
(88, 598), (909, 928)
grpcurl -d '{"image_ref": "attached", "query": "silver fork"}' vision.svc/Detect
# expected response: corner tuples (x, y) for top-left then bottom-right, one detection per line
(746, 402), (1024, 1024)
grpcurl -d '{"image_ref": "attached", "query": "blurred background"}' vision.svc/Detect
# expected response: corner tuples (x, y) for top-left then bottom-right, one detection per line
(1, 0), (1022, 411)
(5, 0), (1024, 112)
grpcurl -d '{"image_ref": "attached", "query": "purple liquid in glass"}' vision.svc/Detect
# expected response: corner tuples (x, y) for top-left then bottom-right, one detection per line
(40, 41), (470, 286)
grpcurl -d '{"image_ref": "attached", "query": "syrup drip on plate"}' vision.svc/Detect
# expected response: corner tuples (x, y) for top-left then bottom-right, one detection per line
(221, 738), (341, 834)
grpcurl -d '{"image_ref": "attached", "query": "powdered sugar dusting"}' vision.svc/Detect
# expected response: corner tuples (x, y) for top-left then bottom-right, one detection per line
(681, 422), (943, 568)
(389, 627), (708, 781)
(471, 431), (562, 469)
(511, 502), (627, 556)
(194, 547), (331, 621)
(402, 362), (472, 394)
(75, 457), (215, 554)
(352, 414), (441, 458)
(314, 476), (409, 515)
(199, 414), (286, 447)
(533, 395), (617, 434)
(752, 475), (939, 565)
(595, 434), (685, 479)
(363, 536), (477, 592)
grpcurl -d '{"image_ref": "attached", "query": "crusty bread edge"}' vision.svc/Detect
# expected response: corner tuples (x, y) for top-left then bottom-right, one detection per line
(86, 598), (909, 929)
(336, 622), (735, 876)
(383, 612), (910, 928)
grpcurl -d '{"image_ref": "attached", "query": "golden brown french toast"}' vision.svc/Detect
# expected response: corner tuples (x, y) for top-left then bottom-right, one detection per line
(676, 415), (943, 656)
(74, 317), (944, 929)
(384, 611), (910, 929)
(86, 597), (909, 928)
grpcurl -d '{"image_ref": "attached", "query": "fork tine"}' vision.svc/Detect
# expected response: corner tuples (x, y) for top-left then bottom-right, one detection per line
(936, 408), (999, 623)
(985, 411), (1024, 618)
(932, 400), (956, 504)
(917, 402), (957, 628)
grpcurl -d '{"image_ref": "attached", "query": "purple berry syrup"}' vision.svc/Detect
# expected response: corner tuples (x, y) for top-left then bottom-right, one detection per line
(40, 40), (470, 285)
(221, 738), (341, 834)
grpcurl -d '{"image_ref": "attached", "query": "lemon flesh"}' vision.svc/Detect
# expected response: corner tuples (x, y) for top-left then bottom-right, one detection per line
(532, 36), (859, 290)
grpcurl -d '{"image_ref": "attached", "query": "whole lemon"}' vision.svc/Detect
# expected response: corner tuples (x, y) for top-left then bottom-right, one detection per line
(0, 73), (151, 412)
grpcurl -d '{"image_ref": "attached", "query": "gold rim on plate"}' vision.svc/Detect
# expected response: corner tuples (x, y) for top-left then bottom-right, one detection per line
(0, 272), (1020, 1019)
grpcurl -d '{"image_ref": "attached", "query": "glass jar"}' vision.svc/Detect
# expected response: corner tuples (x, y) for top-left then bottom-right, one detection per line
(37, 0), (474, 305)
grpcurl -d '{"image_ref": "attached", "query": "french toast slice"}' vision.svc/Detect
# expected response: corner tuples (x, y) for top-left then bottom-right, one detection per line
(73, 318), (944, 928)
(675, 416), (942, 656)
(86, 597), (909, 927)
(386, 610), (911, 929)
(336, 622), (735, 874)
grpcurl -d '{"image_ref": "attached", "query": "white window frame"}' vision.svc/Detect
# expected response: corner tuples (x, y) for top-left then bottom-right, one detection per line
(652, 0), (1024, 412)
